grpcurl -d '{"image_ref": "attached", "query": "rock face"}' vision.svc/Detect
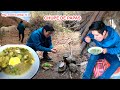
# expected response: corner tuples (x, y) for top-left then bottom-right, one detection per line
(0, 15), (31, 28)
(0, 25), (17, 32)
(0, 16), (17, 27)
(103, 11), (120, 35)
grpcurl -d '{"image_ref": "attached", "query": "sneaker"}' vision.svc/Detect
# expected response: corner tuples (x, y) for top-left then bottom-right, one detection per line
(43, 55), (52, 61)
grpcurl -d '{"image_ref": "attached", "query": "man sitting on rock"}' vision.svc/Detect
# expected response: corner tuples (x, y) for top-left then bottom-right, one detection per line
(82, 21), (120, 79)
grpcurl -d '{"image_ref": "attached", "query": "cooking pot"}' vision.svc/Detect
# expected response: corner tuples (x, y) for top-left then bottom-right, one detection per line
(0, 44), (40, 79)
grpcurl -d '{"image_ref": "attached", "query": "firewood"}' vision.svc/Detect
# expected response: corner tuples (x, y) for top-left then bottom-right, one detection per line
(95, 11), (106, 21)
(69, 71), (73, 79)
(78, 12), (93, 31)
(80, 12), (93, 23)
(80, 23), (88, 35)
(67, 12), (94, 31)
(80, 11), (99, 44)
(80, 42), (87, 55)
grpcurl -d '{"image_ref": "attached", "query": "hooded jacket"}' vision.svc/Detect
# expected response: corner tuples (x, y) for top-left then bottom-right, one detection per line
(26, 27), (53, 52)
(85, 26), (120, 55)
(17, 23), (25, 33)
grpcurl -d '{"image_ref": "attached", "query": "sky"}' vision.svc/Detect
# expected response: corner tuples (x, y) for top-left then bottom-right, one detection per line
(1, 11), (30, 22)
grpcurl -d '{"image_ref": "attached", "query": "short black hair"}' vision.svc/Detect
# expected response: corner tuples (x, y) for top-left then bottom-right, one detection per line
(20, 20), (23, 23)
(89, 21), (107, 35)
(43, 24), (54, 32)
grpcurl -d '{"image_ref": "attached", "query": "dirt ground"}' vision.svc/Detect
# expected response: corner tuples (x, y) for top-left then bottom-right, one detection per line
(0, 26), (88, 79)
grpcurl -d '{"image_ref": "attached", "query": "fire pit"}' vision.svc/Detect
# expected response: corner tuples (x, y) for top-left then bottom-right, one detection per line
(57, 54), (81, 79)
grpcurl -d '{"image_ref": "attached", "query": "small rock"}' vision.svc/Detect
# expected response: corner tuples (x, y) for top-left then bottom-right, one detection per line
(69, 63), (78, 73)
(65, 55), (76, 64)
(63, 54), (69, 60)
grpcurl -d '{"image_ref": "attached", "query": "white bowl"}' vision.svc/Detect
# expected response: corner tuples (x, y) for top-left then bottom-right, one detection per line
(0, 44), (40, 79)
(88, 47), (103, 55)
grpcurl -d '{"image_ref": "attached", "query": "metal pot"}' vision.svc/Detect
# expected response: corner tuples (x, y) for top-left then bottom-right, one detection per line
(58, 61), (67, 73)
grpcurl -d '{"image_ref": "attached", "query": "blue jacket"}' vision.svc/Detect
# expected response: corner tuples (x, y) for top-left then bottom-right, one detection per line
(85, 26), (120, 55)
(17, 23), (25, 33)
(26, 27), (53, 52)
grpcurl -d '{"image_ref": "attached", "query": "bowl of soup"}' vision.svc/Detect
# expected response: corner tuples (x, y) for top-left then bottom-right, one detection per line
(88, 47), (103, 55)
(0, 44), (40, 79)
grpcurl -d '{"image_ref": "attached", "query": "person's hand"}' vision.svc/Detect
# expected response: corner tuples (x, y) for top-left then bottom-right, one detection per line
(85, 36), (91, 43)
(102, 48), (107, 54)
(51, 48), (57, 53)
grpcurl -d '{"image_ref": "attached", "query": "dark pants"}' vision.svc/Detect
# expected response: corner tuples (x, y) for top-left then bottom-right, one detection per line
(19, 32), (24, 43)
(43, 39), (51, 57)
(82, 53), (120, 79)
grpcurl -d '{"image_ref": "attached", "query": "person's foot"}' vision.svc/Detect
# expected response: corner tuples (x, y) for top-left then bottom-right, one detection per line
(21, 40), (23, 43)
(43, 54), (52, 61)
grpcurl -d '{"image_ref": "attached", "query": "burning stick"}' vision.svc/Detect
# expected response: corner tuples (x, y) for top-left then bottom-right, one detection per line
(68, 40), (73, 57)
(61, 67), (69, 76)
(69, 71), (73, 79)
